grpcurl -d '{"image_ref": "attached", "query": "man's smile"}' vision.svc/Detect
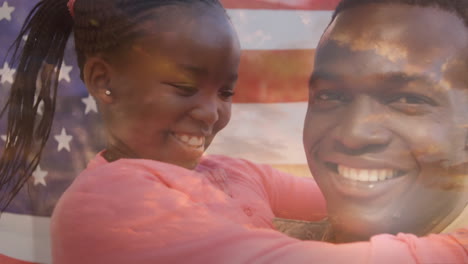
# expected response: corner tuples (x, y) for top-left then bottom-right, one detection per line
(326, 162), (406, 182)
(315, 152), (417, 200)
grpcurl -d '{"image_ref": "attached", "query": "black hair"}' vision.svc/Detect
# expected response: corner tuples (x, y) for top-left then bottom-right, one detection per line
(332, 0), (468, 26)
(0, 0), (224, 212)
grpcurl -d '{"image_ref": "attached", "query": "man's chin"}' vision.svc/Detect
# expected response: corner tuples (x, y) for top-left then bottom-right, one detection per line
(329, 210), (436, 242)
(330, 219), (392, 242)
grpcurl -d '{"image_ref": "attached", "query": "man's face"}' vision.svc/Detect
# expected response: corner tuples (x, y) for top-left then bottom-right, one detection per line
(304, 4), (468, 241)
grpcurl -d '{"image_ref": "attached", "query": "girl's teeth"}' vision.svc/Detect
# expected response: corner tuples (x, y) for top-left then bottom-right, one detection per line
(181, 135), (189, 142)
(174, 133), (204, 148)
(188, 137), (201, 146)
(337, 165), (398, 182)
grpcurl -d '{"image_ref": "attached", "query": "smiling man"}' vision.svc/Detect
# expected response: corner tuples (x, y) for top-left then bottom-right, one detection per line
(303, 0), (468, 243)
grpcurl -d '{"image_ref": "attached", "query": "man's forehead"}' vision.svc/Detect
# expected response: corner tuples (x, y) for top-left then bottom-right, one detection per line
(313, 4), (468, 91)
(322, 4), (468, 62)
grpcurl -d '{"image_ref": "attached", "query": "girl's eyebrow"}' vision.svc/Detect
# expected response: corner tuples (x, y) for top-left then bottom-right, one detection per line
(177, 63), (207, 75)
(227, 73), (238, 83)
(177, 63), (238, 82)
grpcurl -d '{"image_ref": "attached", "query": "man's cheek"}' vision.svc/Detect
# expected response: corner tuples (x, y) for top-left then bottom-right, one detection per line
(303, 123), (323, 151)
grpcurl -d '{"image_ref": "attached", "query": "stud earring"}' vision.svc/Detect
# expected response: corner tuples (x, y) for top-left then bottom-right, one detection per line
(464, 128), (468, 150)
(105, 90), (111, 96)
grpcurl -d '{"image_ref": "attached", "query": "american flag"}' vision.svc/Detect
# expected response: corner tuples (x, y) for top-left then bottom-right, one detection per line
(0, 0), (339, 262)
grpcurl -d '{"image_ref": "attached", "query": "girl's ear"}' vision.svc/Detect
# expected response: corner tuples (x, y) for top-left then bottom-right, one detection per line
(83, 56), (115, 104)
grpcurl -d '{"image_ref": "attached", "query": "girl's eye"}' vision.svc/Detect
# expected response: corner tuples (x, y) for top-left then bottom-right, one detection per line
(171, 84), (197, 96)
(219, 90), (235, 100)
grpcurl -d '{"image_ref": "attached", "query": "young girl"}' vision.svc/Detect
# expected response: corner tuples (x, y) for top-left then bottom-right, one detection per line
(0, 0), (466, 263)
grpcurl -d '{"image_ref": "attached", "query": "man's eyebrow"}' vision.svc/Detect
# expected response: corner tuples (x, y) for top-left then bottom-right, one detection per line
(308, 71), (437, 88)
(308, 71), (340, 87)
(377, 72), (435, 85)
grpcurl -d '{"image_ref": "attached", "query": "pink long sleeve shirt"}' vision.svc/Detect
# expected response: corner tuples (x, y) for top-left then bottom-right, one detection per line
(51, 154), (468, 263)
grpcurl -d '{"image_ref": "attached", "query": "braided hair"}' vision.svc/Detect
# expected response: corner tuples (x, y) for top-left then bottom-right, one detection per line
(0, 0), (224, 212)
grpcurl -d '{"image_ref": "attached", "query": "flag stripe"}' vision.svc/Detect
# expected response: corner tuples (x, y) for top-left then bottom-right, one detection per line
(227, 9), (332, 50)
(0, 213), (51, 264)
(0, 3), (333, 263)
(207, 102), (308, 164)
(234, 49), (315, 103)
(222, 0), (340, 11)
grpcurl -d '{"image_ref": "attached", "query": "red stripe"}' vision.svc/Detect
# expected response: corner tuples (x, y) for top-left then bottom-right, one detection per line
(0, 255), (36, 264)
(221, 0), (340, 10)
(233, 50), (315, 103)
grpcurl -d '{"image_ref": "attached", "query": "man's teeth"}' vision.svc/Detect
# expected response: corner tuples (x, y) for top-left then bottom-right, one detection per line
(337, 165), (397, 182)
(174, 133), (204, 148)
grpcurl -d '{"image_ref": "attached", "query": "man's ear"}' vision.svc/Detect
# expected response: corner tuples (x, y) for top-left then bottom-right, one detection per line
(83, 57), (114, 104)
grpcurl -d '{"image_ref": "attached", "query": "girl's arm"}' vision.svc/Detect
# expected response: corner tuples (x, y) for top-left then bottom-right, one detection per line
(51, 162), (468, 264)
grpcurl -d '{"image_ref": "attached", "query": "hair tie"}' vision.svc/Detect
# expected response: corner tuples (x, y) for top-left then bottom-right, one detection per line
(67, 0), (76, 18)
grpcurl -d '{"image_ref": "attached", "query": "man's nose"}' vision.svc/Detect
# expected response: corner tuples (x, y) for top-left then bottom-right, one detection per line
(189, 95), (219, 133)
(333, 96), (392, 155)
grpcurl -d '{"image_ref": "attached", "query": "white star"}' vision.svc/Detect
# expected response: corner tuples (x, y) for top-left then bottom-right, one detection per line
(0, 62), (16, 84)
(58, 62), (73, 83)
(81, 94), (98, 114)
(32, 165), (48, 186)
(54, 127), (73, 152)
(0, 1), (15, 21)
(34, 95), (44, 115)
(22, 34), (28, 42)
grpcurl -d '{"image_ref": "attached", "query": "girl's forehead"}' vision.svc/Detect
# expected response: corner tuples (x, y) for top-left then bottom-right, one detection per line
(125, 4), (235, 51)
(109, 4), (238, 65)
(128, 4), (228, 34)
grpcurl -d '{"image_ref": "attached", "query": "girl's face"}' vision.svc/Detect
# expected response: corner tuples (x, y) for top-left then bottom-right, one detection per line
(97, 5), (240, 169)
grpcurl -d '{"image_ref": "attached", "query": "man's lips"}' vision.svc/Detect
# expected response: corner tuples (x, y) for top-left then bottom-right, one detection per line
(315, 154), (417, 199)
(321, 161), (413, 200)
(326, 162), (406, 183)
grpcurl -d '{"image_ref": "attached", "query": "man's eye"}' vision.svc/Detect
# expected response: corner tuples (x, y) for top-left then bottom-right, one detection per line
(309, 89), (348, 111)
(388, 93), (435, 105)
(313, 90), (346, 102)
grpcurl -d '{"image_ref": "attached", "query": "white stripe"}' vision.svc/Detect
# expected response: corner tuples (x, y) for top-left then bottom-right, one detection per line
(0, 213), (51, 264)
(226, 9), (332, 50)
(207, 102), (308, 165)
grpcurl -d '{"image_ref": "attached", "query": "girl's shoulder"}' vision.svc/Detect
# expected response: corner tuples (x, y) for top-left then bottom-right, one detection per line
(200, 154), (269, 173)
(70, 155), (198, 194)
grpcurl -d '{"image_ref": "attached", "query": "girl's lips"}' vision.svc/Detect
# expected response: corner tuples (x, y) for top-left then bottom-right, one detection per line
(172, 132), (205, 148)
(169, 132), (205, 158)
